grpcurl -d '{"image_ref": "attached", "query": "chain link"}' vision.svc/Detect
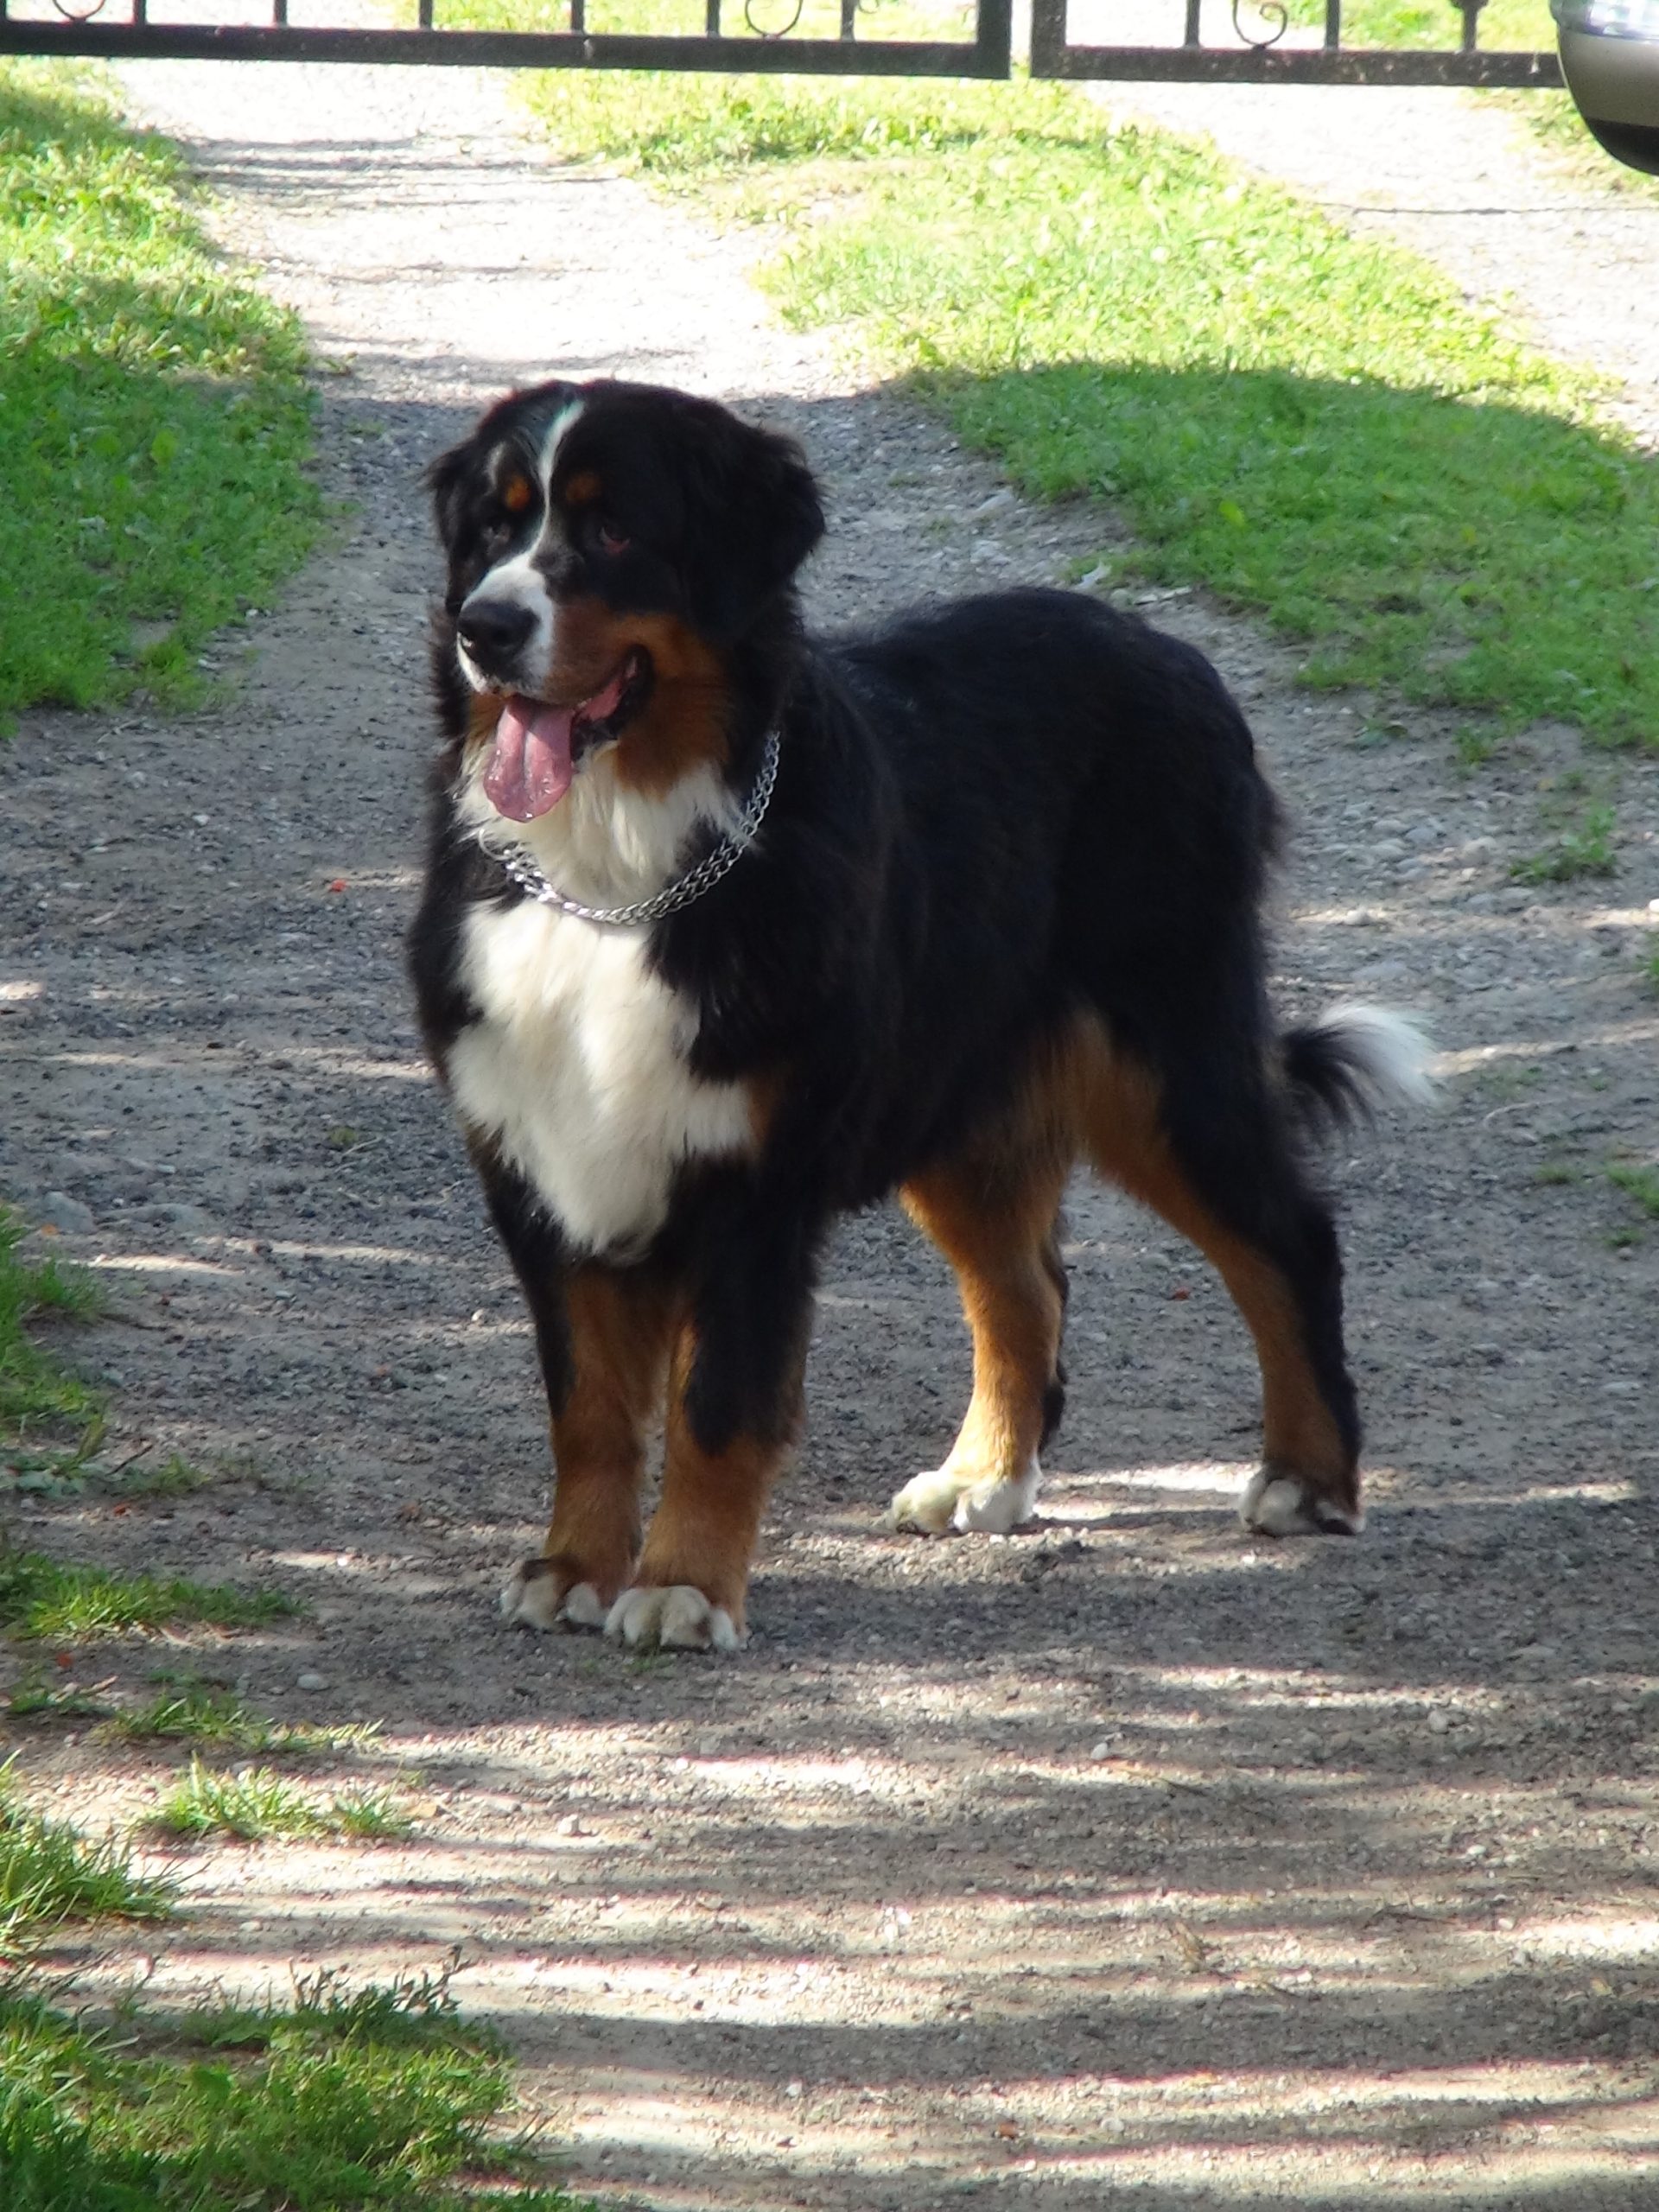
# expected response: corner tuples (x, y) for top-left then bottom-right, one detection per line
(493, 729), (781, 928)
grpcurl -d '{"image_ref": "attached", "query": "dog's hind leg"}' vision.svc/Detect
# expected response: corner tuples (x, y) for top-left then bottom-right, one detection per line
(886, 1113), (1073, 1537)
(1079, 1028), (1363, 1535)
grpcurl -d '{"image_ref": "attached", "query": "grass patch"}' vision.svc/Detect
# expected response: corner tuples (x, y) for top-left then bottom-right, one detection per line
(155, 1757), (413, 1843)
(0, 60), (318, 725)
(0, 1208), (102, 1451)
(1510, 801), (1618, 881)
(114, 1451), (216, 1500)
(493, 62), (1659, 747)
(1, 1768), (173, 1946)
(98, 1675), (377, 1756)
(0, 1547), (297, 1643)
(0, 1955), (578, 2209)
(1608, 1161), (1659, 1218)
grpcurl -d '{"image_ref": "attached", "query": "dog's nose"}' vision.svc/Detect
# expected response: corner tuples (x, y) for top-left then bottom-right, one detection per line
(456, 596), (535, 672)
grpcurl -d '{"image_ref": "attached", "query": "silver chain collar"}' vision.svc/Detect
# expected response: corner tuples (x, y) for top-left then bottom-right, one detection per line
(492, 729), (781, 928)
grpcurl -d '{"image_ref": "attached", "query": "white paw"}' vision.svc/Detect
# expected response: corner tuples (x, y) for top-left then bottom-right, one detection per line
(499, 1560), (608, 1630)
(882, 1458), (1041, 1535)
(1239, 1470), (1364, 1537)
(605, 1584), (741, 1653)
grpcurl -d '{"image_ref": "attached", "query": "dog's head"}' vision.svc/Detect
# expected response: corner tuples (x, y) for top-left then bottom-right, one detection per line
(427, 379), (823, 819)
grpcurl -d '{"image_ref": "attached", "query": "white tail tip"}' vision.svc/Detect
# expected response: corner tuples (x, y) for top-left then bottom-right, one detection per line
(1312, 1002), (1439, 1109)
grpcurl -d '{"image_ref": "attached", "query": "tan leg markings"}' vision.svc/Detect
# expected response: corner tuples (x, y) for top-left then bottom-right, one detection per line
(1077, 1033), (1359, 1530)
(887, 1074), (1074, 1535)
(501, 1269), (676, 1631)
(607, 1323), (802, 1652)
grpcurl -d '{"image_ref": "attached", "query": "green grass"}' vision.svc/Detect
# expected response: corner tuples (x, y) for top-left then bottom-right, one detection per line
(1510, 801), (1618, 881)
(0, 60), (319, 724)
(115, 1452), (215, 1500)
(0, 1784), (563, 2209)
(0, 1209), (102, 1448)
(0, 1548), (297, 1643)
(98, 1677), (377, 1757)
(0, 1955), (579, 2210)
(1, 1768), (174, 1946)
(155, 1758), (413, 1843)
(497, 66), (1659, 748)
(1608, 1161), (1659, 1219)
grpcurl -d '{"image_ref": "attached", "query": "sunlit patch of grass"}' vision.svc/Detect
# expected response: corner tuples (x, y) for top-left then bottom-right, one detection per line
(99, 1675), (378, 1756)
(485, 60), (1659, 750)
(0, 1547), (298, 1642)
(0, 60), (318, 725)
(0, 1949), (582, 2209)
(0, 1767), (174, 1945)
(155, 1757), (414, 1843)
(154, 1758), (325, 1840)
(329, 1787), (415, 1841)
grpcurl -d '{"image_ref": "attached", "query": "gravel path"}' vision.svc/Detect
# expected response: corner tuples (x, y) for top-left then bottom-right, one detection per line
(3, 54), (1657, 2210)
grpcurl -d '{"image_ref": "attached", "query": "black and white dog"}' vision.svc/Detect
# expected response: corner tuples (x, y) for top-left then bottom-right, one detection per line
(410, 377), (1429, 1651)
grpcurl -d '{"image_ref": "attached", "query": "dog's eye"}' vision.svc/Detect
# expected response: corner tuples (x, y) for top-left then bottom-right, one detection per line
(596, 519), (630, 556)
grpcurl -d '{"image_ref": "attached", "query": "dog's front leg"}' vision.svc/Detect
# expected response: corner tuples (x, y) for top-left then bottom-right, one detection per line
(606, 1213), (816, 1654)
(500, 1262), (677, 1632)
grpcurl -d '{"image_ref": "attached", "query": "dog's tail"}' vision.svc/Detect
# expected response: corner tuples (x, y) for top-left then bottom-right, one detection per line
(1281, 1002), (1437, 1135)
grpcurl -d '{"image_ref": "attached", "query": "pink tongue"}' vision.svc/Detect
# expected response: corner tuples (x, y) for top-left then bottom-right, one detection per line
(482, 671), (632, 823)
(484, 696), (575, 823)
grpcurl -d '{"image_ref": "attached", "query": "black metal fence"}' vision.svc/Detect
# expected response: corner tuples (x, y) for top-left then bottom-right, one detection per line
(0, 0), (1560, 85)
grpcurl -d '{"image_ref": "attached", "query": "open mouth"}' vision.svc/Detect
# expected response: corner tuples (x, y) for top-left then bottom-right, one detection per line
(481, 649), (652, 823)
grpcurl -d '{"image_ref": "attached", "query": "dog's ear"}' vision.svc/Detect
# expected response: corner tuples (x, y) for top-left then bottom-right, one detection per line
(679, 410), (825, 641)
(425, 440), (474, 562)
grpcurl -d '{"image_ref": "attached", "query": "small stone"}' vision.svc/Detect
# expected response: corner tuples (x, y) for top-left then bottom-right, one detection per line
(296, 1671), (329, 1692)
(1427, 1710), (1452, 1734)
(1090, 1739), (1116, 1759)
(37, 1192), (94, 1236)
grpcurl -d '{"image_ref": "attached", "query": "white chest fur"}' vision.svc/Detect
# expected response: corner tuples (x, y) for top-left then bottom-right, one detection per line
(447, 894), (754, 1257)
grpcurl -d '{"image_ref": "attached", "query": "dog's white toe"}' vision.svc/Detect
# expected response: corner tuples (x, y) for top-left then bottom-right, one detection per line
(499, 1561), (611, 1630)
(882, 1458), (1040, 1535)
(1239, 1469), (1364, 1537)
(605, 1585), (741, 1652)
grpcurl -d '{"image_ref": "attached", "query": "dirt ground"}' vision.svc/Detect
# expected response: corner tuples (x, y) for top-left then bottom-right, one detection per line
(3, 55), (1657, 2211)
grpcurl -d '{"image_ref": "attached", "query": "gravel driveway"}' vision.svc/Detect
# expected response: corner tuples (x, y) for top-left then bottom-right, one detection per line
(2, 53), (1656, 2209)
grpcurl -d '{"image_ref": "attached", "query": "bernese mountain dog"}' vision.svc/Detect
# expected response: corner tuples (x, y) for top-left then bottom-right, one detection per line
(410, 377), (1430, 1654)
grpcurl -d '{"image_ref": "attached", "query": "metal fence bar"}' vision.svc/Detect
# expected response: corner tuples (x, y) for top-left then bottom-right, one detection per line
(1029, 45), (1560, 81)
(0, 21), (1007, 69)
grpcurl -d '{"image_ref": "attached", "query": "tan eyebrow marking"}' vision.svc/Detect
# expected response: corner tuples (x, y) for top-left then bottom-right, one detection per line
(563, 470), (602, 505)
(501, 474), (533, 514)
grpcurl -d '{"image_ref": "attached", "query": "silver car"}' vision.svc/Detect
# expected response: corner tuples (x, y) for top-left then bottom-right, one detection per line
(1554, 0), (1659, 175)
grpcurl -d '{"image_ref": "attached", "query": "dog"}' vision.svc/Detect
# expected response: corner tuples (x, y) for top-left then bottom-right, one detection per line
(410, 377), (1430, 1653)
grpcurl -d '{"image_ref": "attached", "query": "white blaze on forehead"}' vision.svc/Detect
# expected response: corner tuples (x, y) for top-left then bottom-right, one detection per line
(460, 398), (588, 694)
